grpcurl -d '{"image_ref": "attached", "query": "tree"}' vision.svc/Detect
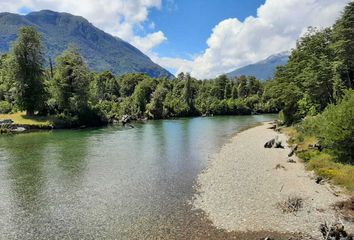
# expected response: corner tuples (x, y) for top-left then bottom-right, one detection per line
(332, 1), (354, 88)
(146, 82), (169, 119)
(316, 90), (354, 163)
(213, 74), (228, 100)
(119, 73), (148, 97)
(132, 77), (158, 116)
(10, 26), (46, 116)
(237, 76), (248, 98)
(0, 54), (13, 102)
(183, 73), (194, 112)
(91, 71), (118, 102)
(248, 76), (262, 95)
(53, 46), (90, 115)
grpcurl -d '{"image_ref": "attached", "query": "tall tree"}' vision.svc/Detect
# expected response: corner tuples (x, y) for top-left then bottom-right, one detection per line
(332, 1), (354, 88)
(11, 26), (46, 116)
(237, 76), (249, 98)
(183, 73), (193, 111)
(213, 74), (228, 100)
(53, 46), (90, 115)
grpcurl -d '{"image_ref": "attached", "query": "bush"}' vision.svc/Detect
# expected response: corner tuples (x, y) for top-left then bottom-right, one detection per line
(0, 101), (12, 114)
(297, 90), (354, 164)
(316, 90), (354, 163)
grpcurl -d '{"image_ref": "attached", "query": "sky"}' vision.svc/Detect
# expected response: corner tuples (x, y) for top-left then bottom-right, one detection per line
(0, 0), (350, 78)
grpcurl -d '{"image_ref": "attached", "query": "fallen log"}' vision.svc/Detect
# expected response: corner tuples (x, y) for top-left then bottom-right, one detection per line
(320, 222), (353, 240)
(288, 144), (298, 157)
(264, 138), (275, 148)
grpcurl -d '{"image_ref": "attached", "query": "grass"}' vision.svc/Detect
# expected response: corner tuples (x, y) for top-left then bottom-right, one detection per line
(0, 112), (57, 128)
(282, 126), (354, 192)
(307, 154), (354, 191)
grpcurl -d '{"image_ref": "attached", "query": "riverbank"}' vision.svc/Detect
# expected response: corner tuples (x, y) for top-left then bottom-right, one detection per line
(193, 122), (354, 238)
(0, 112), (109, 134)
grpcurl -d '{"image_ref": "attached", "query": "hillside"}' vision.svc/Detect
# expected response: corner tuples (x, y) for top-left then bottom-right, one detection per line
(0, 10), (173, 78)
(227, 52), (289, 80)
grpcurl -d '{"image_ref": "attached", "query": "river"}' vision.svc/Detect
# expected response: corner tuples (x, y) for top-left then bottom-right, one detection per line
(0, 115), (276, 239)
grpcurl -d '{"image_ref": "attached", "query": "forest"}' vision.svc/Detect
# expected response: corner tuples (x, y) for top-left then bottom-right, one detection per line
(0, 26), (277, 127)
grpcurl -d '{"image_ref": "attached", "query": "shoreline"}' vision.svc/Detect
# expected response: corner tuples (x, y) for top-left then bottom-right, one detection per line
(0, 114), (278, 135)
(193, 122), (354, 238)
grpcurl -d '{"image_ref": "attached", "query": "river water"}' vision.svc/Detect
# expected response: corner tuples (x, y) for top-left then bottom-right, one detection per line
(0, 115), (277, 239)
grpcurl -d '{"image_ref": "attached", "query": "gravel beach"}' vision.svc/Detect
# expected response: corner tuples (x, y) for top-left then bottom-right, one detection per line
(194, 122), (354, 238)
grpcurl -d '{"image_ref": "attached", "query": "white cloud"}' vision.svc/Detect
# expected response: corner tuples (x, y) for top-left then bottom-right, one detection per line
(0, 0), (349, 78)
(159, 0), (350, 79)
(0, 0), (166, 53)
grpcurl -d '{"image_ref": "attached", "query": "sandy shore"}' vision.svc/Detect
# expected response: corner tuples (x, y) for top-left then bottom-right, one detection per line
(193, 122), (353, 238)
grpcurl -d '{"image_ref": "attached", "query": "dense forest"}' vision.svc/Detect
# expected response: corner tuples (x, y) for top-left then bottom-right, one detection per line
(0, 26), (277, 126)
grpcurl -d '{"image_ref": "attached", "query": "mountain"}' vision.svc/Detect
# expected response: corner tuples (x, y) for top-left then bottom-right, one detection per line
(226, 52), (290, 80)
(0, 10), (173, 78)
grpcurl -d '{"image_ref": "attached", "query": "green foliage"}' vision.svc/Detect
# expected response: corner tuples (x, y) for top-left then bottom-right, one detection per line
(132, 77), (158, 116)
(182, 73), (194, 112)
(119, 73), (150, 97)
(146, 83), (169, 119)
(297, 90), (354, 163)
(332, 1), (354, 89)
(0, 100), (12, 113)
(266, 3), (354, 124)
(91, 71), (119, 102)
(10, 26), (46, 116)
(316, 90), (354, 163)
(0, 12), (277, 127)
(237, 76), (249, 98)
(53, 46), (90, 115)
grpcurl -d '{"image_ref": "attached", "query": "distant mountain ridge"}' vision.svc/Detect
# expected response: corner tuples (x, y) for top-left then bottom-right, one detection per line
(0, 10), (173, 78)
(226, 52), (290, 80)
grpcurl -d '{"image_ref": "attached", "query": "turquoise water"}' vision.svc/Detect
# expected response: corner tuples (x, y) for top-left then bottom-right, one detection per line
(0, 115), (276, 239)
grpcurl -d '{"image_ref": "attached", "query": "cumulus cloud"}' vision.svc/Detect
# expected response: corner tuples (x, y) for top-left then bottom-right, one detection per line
(159, 0), (350, 79)
(0, 0), (350, 78)
(0, 0), (166, 53)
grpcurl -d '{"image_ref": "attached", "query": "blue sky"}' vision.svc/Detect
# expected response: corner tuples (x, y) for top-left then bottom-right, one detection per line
(0, 0), (349, 78)
(147, 0), (265, 59)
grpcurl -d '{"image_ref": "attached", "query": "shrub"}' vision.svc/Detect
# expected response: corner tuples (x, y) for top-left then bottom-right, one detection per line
(316, 90), (354, 163)
(0, 101), (12, 114)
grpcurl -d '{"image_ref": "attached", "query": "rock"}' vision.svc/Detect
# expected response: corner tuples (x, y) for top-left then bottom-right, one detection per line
(287, 159), (297, 163)
(10, 127), (26, 133)
(309, 143), (323, 151)
(264, 136), (284, 148)
(269, 124), (277, 130)
(264, 138), (275, 148)
(0, 119), (13, 125)
(288, 144), (298, 157)
(315, 176), (323, 184)
(275, 164), (286, 170)
(274, 138), (284, 149)
(121, 115), (131, 125)
(261, 237), (274, 240)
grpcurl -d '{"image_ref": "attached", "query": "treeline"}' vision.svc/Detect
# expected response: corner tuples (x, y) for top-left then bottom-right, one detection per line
(266, 2), (354, 164)
(0, 26), (277, 126)
(95, 73), (276, 121)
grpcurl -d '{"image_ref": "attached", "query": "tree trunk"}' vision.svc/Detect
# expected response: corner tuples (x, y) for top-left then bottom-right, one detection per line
(26, 110), (34, 116)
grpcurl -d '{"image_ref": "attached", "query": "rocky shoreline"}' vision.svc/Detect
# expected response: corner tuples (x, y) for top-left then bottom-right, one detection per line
(193, 122), (354, 239)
